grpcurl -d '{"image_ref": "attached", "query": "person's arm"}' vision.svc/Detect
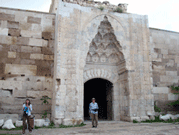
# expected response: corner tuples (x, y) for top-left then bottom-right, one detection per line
(23, 104), (25, 111)
(29, 104), (32, 112)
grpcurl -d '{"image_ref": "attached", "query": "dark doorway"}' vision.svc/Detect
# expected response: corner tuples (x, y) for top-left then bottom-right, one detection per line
(84, 78), (113, 120)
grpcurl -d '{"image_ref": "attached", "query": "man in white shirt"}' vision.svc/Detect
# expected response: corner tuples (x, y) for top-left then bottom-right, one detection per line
(89, 98), (99, 128)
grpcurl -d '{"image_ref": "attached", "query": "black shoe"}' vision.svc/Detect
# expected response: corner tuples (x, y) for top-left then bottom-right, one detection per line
(92, 126), (95, 128)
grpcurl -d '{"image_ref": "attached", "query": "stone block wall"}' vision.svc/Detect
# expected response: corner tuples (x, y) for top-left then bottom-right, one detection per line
(0, 7), (55, 119)
(150, 28), (179, 113)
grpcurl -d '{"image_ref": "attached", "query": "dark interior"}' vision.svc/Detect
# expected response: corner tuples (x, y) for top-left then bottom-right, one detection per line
(84, 78), (113, 120)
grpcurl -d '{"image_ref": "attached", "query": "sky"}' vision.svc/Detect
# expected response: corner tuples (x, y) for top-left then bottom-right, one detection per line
(0, 0), (179, 32)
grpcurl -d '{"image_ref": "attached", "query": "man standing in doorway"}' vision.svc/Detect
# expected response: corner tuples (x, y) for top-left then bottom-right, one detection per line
(89, 98), (99, 128)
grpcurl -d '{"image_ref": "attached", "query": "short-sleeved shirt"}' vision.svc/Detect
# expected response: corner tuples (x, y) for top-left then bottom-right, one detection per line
(89, 102), (99, 114)
(23, 104), (32, 116)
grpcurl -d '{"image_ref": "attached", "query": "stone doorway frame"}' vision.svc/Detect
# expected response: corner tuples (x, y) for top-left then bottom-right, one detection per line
(83, 68), (120, 121)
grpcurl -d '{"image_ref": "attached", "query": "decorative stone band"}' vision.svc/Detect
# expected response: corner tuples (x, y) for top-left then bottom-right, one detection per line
(83, 68), (119, 83)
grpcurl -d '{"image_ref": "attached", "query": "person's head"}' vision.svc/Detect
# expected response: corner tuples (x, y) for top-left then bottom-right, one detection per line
(25, 99), (31, 105)
(92, 98), (95, 103)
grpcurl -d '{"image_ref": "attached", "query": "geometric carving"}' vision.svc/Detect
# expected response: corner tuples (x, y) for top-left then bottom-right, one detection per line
(86, 16), (124, 65)
(86, 52), (92, 62)
(100, 53), (107, 63)
(108, 53), (119, 63)
(83, 68), (119, 83)
(92, 53), (99, 62)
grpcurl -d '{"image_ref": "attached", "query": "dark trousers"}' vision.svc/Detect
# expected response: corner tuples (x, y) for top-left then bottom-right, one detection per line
(22, 114), (32, 132)
(90, 113), (98, 127)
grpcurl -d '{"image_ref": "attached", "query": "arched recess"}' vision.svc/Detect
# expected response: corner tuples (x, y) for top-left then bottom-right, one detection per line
(81, 14), (129, 121)
(80, 13), (128, 65)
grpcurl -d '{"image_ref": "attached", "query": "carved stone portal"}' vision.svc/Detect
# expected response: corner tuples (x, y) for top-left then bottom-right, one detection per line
(86, 16), (124, 65)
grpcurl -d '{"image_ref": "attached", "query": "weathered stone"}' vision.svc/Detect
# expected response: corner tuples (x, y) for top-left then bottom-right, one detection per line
(8, 51), (16, 58)
(2, 119), (15, 129)
(8, 28), (20, 36)
(5, 64), (37, 75)
(30, 54), (44, 60)
(15, 120), (23, 127)
(0, 89), (12, 97)
(34, 119), (45, 127)
(27, 90), (52, 98)
(0, 35), (17, 45)
(44, 55), (54, 60)
(0, 13), (15, 21)
(0, 28), (8, 36)
(21, 30), (41, 38)
(168, 93), (179, 100)
(42, 32), (54, 40)
(140, 116), (149, 121)
(27, 16), (41, 24)
(152, 87), (169, 94)
(43, 122), (50, 127)
(29, 38), (43, 47)
(16, 37), (29, 45)
(7, 21), (19, 29)
(0, 119), (4, 127)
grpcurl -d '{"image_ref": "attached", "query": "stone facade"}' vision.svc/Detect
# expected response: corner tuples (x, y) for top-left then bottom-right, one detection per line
(51, 0), (154, 125)
(0, 7), (55, 119)
(150, 28), (179, 113)
(0, 0), (178, 125)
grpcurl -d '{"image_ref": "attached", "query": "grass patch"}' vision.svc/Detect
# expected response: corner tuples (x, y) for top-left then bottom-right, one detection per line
(133, 120), (138, 123)
(133, 116), (179, 123)
(0, 125), (23, 131)
(98, 6), (104, 11)
(113, 7), (123, 13)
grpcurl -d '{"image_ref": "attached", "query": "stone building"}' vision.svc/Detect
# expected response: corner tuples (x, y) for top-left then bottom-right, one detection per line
(0, 0), (178, 125)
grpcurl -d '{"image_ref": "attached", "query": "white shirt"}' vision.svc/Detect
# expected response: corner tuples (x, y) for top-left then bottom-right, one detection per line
(23, 104), (32, 116)
(89, 102), (99, 114)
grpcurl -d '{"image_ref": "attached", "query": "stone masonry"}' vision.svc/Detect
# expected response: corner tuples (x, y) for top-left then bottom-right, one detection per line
(150, 28), (179, 113)
(0, 0), (178, 125)
(51, 0), (154, 125)
(0, 7), (55, 119)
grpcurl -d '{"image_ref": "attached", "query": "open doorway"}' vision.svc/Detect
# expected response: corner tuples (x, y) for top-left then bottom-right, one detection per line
(84, 78), (113, 120)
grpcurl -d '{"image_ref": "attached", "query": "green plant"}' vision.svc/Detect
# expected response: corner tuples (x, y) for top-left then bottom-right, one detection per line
(113, 7), (123, 13)
(133, 116), (179, 123)
(98, 6), (104, 11)
(40, 96), (51, 119)
(42, 110), (48, 119)
(133, 120), (138, 123)
(154, 101), (161, 112)
(154, 105), (161, 112)
(167, 85), (179, 107)
(41, 96), (51, 105)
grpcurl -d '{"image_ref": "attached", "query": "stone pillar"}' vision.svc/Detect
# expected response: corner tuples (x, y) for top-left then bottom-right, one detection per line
(51, 0), (85, 125)
(113, 81), (120, 120)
